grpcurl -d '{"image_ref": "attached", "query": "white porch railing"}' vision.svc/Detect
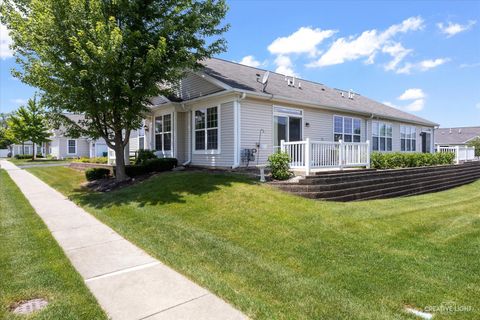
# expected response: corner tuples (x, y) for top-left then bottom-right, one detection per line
(281, 138), (370, 175)
(436, 146), (476, 164)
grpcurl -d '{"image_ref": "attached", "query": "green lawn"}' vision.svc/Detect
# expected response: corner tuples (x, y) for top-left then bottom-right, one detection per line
(0, 169), (107, 319)
(7, 158), (70, 166)
(27, 166), (480, 319)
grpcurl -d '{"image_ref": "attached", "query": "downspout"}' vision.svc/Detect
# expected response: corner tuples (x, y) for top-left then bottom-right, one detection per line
(182, 103), (192, 166)
(231, 92), (246, 169)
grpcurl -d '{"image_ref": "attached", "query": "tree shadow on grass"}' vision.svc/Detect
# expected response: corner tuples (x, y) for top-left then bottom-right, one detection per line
(72, 171), (256, 209)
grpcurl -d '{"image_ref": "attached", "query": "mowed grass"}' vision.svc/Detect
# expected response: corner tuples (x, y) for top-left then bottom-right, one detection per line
(0, 170), (107, 319)
(7, 158), (70, 166)
(27, 166), (480, 319)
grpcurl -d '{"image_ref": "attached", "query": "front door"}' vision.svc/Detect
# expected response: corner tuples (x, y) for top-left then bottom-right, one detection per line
(421, 132), (431, 153)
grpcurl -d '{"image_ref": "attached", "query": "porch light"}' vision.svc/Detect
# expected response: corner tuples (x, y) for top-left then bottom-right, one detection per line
(144, 124), (149, 132)
(305, 122), (310, 127)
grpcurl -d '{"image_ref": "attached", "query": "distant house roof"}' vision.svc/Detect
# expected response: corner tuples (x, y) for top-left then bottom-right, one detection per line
(198, 58), (438, 127)
(435, 126), (480, 145)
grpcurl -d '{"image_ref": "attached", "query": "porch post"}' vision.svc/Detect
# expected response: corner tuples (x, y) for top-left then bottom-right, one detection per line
(455, 146), (460, 164)
(436, 145), (440, 153)
(339, 139), (344, 170)
(280, 139), (285, 153)
(305, 138), (311, 176)
(366, 140), (371, 169)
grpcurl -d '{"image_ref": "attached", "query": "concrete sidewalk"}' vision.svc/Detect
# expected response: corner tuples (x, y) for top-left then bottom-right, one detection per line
(0, 160), (246, 320)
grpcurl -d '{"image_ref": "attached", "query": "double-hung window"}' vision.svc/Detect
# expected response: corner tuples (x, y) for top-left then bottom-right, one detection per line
(372, 121), (392, 151)
(401, 125), (416, 151)
(155, 114), (172, 153)
(67, 139), (77, 154)
(334, 116), (361, 142)
(194, 106), (218, 151)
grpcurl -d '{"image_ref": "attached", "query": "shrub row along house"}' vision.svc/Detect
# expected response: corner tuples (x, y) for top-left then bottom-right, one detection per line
(117, 58), (438, 173)
(10, 114), (108, 159)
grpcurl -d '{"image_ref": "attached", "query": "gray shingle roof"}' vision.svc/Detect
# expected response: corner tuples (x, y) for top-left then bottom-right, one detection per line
(435, 127), (480, 145)
(201, 58), (438, 126)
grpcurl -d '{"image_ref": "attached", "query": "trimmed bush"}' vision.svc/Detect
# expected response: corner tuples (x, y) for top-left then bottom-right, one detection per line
(370, 152), (455, 169)
(114, 157), (178, 178)
(85, 168), (111, 181)
(268, 152), (291, 180)
(72, 157), (108, 164)
(14, 154), (44, 159)
(135, 149), (157, 165)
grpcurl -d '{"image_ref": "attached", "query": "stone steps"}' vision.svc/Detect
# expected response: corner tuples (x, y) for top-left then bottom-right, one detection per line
(272, 162), (480, 201)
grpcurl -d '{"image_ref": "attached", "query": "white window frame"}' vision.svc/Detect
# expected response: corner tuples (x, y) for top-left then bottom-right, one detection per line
(154, 113), (173, 155)
(333, 115), (362, 143)
(67, 139), (77, 155)
(192, 105), (221, 155)
(401, 125), (417, 152)
(372, 121), (393, 152)
(273, 106), (304, 149)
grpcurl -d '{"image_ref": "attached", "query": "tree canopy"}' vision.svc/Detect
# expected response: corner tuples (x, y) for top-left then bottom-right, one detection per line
(1, 0), (229, 179)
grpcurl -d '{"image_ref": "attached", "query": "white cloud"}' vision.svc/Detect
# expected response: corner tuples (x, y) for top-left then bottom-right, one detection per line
(437, 20), (476, 37)
(396, 58), (449, 74)
(460, 62), (480, 68)
(11, 98), (27, 105)
(398, 88), (425, 100)
(238, 55), (262, 68)
(384, 99), (425, 112)
(268, 27), (336, 56)
(274, 55), (297, 76)
(1, 23), (13, 59)
(385, 87), (426, 112)
(309, 16), (424, 68)
(382, 42), (412, 71)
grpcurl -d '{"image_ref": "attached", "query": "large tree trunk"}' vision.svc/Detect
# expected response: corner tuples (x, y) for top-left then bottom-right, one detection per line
(33, 143), (36, 160)
(114, 135), (127, 181)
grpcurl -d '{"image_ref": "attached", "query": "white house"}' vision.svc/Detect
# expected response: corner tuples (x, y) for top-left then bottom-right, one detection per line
(122, 58), (437, 173)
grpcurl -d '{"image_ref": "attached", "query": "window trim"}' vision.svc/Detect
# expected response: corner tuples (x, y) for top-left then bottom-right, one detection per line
(333, 115), (362, 143)
(192, 105), (221, 155)
(400, 125), (417, 152)
(154, 113), (173, 155)
(372, 121), (393, 152)
(67, 139), (77, 155)
(138, 120), (145, 150)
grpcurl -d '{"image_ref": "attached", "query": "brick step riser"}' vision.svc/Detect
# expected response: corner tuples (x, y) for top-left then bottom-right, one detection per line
(359, 176), (480, 202)
(322, 174), (480, 202)
(300, 165), (480, 185)
(278, 168), (480, 193)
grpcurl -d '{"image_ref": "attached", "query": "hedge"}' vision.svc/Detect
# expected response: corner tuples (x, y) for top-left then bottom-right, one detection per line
(72, 157), (108, 164)
(114, 158), (178, 178)
(370, 152), (455, 169)
(14, 154), (44, 159)
(85, 168), (111, 181)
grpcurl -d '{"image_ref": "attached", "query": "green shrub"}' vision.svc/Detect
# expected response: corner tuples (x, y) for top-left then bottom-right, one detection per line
(114, 158), (178, 178)
(14, 154), (44, 159)
(73, 157), (108, 164)
(268, 152), (291, 180)
(135, 149), (157, 165)
(85, 168), (111, 181)
(370, 152), (455, 169)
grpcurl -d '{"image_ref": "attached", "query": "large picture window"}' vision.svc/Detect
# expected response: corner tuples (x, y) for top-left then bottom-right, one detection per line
(334, 116), (361, 142)
(195, 106), (218, 151)
(155, 114), (172, 152)
(372, 121), (392, 151)
(401, 125), (416, 151)
(67, 139), (77, 154)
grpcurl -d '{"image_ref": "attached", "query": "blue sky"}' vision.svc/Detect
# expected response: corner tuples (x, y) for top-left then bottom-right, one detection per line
(1, 0), (479, 127)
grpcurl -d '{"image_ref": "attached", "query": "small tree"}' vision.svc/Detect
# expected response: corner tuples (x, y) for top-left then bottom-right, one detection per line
(7, 96), (50, 160)
(2, 0), (229, 180)
(0, 113), (15, 150)
(467, 137), (480, 157)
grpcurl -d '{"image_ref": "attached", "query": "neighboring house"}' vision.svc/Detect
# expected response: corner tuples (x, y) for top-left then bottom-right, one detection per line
(435, 127), (480, 147)
(10, 114), (108, 159)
